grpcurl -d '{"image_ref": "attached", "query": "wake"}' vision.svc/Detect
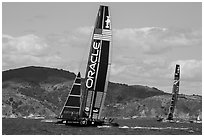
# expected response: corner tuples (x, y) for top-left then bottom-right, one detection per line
(98, 125), (189, 131)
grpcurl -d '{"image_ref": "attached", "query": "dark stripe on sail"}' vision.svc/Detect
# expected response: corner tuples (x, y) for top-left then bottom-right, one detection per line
(59, 72), (81, 120)
(60, 107), (80, 119)
(95, 6), (104, 29)
(95, 41), (109, 92)
(65, 96), (80, 107)
(71, 84), (81, 95)
(75, 78), (81, 84)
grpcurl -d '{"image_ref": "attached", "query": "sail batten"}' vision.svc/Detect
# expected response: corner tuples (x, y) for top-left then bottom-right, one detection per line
(64, 106), (80, 108)
(69, 94), (81, 97)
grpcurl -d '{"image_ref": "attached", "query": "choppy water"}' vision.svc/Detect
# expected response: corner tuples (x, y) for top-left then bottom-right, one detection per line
(2, 118), (202, 135)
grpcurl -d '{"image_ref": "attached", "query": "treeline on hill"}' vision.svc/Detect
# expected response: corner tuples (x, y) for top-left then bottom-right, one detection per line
(2, 66), (201, 119)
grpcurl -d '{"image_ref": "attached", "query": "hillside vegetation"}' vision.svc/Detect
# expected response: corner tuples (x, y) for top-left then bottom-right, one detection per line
(2, 66), (202, 120)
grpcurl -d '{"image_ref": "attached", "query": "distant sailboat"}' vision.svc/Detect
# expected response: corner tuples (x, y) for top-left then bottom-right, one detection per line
(166, 64), (180, 120)
(58, 5), (118, 126)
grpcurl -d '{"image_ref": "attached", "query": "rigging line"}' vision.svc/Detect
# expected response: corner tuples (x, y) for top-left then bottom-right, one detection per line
(78, 7), (100, 76)
(109, 5), (113, 73)
(77, 26), (94, 76)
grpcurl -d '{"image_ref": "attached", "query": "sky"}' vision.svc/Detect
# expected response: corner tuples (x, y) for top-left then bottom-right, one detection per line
(2, 2), (202, 95)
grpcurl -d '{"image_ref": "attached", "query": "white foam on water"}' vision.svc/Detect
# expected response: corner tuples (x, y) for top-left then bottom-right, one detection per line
(97, 125), (111, 128)
(119, 126), (129, 129)
(41, 119), (58, 123)
(131, 126), (189, 130)
(118, 125), (189, 131)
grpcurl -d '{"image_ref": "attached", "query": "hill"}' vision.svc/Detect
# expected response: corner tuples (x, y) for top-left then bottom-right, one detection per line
(2, 66), (202, 120)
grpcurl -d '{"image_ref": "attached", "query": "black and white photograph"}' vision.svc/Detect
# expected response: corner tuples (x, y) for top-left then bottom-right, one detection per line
(2, 1), (202, 135)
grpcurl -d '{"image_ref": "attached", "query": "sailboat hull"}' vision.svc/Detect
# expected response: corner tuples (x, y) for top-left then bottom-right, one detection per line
(56, 117), (119, 127)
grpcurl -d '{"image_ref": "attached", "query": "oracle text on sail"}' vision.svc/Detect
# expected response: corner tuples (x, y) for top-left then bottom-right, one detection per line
(86, 41), (101, 89)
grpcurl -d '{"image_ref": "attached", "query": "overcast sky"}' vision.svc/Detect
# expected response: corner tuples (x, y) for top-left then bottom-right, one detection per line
(2, 2), (202, 95)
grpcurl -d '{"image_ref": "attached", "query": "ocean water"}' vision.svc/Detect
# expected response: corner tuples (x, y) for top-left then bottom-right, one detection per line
(2, 118), (202, 135)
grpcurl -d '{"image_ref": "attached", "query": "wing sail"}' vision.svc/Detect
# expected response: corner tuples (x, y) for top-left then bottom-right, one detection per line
(82, 5), (112, 120)
(167, 64), (180, 120)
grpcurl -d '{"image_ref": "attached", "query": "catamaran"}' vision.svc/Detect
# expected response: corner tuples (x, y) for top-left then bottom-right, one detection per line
(57, 5), (118, 126)
(166, 64), (180, 120)
(157, 64), (180, 122)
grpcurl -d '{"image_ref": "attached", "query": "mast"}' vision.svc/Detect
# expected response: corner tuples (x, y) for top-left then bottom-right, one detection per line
(81, 5), (112, 120)
(59, 72), (82, 120)
(167, 64), (180, 120)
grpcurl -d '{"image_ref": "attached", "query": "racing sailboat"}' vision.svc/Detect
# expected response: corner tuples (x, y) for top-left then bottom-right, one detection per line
(58, 5), (117, 126)
(157, 64), (180, 122)
(167, 64), (180, 120)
